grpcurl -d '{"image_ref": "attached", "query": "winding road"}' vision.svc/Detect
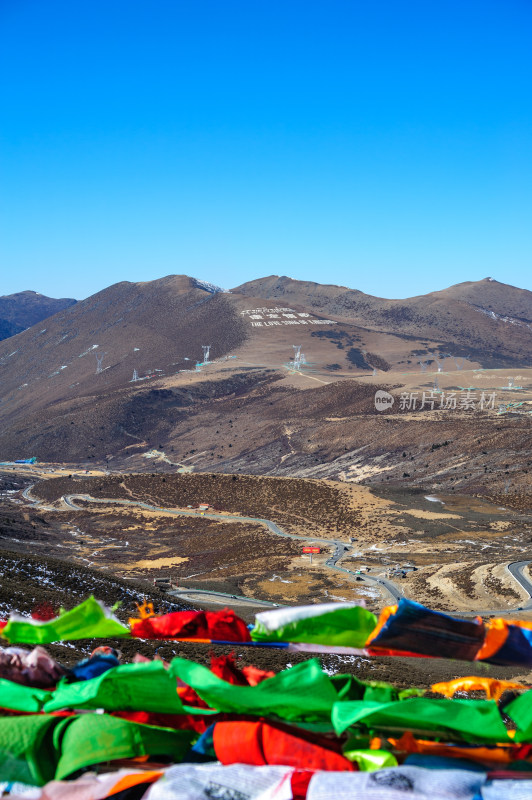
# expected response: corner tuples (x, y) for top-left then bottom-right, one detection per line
(19, 485), (532, 613)
(507, 561), (532, 609)
(61, 491), (402, 603)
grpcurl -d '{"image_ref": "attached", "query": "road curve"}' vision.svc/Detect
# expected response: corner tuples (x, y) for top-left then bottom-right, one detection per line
(61, 492), (402, 603)
(507, 561), (532, 611)
(20, 487), (531, 613)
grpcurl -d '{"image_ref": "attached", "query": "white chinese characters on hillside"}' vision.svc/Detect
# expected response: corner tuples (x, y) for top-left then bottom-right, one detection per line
(241, 308), (336, 327)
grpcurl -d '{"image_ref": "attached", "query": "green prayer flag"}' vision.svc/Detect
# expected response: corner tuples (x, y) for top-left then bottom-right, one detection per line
(55, 714), (193, 779)
(331, 674), (424, 704)
(332, 697), (511, 743)
(342, 745), (398, 771)
(330, 673), (367, 701)
(0, 678), (51, 712)
(0, 714), (193, 785)
(251, 603), (377, 647)
(0, 714), (70, 785)
(44, 661), (184, 714)
(171, 657), (339, 721)
(1, 596), (130, 644)
(331, 674), (403, 703)
(504, 689), (532, 741)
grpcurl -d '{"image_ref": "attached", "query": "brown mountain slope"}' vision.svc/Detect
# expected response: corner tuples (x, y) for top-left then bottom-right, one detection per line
(0, 275), (248, 430)
(0, 273), (530, 508)
(2, 361), (529, 510)
(234, 276), (532, 365)
(0, 272), (431, 463)
(439, 278), (532, 321)
(0, 290), (77, 341)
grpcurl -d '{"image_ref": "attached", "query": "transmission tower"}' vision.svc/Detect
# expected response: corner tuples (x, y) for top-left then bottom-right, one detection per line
(373, 368), (378, 376)
(131, 369), (138, 382)
(195, 361), (201, 372)
(452, 356), (466, 370)
(202, 345), (211, 364)
(431, 353), (446, 372)
(418, 359), (429, 373)
(95, 353), (105, 374)
(506, 377), (515, 389)
(292, 345), (302, 371)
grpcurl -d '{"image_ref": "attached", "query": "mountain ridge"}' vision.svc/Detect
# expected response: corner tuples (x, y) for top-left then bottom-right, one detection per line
(0, 290), (77, 343)
(234, 275), (532, 362)
(0, 273), (530, 504)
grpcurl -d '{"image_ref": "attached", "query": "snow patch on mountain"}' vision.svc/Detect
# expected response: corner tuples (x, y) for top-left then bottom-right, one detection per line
(473, 306), (532, 330)
(192, 278), (230, 294)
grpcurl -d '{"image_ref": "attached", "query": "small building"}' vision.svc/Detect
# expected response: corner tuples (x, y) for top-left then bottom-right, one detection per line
(198, 503), (209, 511)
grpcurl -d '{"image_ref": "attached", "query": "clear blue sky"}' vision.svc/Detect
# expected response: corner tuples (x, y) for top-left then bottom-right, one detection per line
(1, 0), (531, 300)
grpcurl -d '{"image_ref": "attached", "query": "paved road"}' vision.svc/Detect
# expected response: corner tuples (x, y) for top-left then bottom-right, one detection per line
(19, 488), (532, 613)
(61, 492), (402, 603)
(21, 484), (56, 511)
(169, 588), (280, 608)
(22, 485), (37, 503)
(507, 561), (532, 611)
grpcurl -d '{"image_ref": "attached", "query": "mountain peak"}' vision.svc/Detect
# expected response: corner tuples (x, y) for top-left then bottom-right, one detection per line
(0, 291), (77, 342)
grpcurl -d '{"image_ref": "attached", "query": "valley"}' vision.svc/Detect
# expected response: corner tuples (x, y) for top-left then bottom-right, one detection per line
(3, 469), (532, 618)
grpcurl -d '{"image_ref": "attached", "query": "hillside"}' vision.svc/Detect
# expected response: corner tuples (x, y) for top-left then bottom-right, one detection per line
(0, 273), (530, 510)
(0, 290), (76, 341)
(235, 276), (532, 366)
(0, 275), (248, 445)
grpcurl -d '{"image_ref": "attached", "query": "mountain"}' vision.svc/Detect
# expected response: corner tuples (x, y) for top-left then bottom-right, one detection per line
(234, 276), (532, 366)
(0, 273), (246, 403)
(0, 290), (77, 342)
(0, 275), (249, 461)
(0, 273), (530, 508)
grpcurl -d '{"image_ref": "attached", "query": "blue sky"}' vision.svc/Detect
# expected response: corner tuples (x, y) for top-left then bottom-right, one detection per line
(1, 0), (531, 300)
